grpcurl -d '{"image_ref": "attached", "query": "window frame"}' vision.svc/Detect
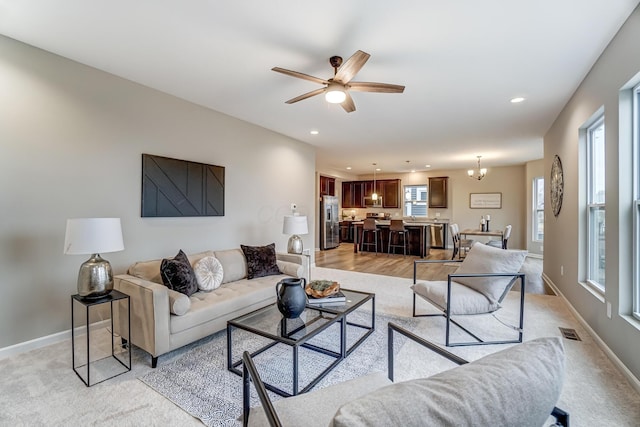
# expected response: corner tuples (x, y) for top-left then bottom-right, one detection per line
(533, 176), (544, 242)
(632, 82), (640, 320)
(403, 184), (428, 217)
(585, 115), (606, 291)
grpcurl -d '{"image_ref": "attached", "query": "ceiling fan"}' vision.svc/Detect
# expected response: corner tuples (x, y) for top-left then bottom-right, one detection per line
(272, 50), (405, 113)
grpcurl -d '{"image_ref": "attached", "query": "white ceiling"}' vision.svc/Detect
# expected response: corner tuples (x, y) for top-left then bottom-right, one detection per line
(1, 1), (638, 175)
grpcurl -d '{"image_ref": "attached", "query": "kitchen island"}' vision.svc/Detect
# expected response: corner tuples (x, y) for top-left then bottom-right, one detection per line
(351, 219), (449, 257)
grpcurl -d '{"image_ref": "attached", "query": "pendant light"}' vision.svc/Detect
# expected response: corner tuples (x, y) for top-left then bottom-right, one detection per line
(371, 163), (378, 200)
(468, 156), (488, 181)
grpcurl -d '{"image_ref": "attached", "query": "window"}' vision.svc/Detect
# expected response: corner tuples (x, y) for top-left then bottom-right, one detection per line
(404, 185), (427, 217)
(533, 177), (544, 241)
(633, 83), (640, 319)
(586, 116), (606, 290)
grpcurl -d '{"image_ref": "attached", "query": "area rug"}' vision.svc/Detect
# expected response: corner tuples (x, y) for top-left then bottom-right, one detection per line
(139, 311), (417, 426)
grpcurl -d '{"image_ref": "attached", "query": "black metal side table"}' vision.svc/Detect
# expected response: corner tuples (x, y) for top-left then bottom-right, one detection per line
(71, 289), (131, 386)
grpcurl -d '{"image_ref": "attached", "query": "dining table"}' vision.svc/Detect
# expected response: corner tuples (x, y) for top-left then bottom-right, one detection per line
(460, 228), (504, 246)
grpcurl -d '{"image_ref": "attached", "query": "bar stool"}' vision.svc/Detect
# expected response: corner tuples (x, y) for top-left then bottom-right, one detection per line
(388, 219), (408, 256)
(360, 218), (380, 255)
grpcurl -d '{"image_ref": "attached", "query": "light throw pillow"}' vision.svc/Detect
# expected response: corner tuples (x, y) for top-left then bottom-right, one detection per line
(193, 256), (224, 291)
(240, 243), (281, 280)
(167, 289), (191, 316)
(277, 260), (303, 278)
(331, 337), (565, 427)
(160, 249), (198, 297)
(454, 243), (527, 303)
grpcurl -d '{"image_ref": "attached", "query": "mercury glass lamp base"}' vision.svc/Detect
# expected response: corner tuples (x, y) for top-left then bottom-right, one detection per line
(77, 253), (114, 299)
(287, 235), (303, 254)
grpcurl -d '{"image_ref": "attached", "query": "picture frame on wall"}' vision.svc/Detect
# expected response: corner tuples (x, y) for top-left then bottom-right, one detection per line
(469, 192), (502, 209)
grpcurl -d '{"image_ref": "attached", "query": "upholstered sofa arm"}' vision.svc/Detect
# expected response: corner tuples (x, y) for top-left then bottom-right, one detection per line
(114, 274), (171, 359)
(276, 252), (309, 281)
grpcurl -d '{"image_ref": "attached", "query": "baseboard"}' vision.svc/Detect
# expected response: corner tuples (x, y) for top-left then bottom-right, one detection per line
(542, 273), (640, 394)
(0, 329), (70, 360)
(0, 319), (112, 360)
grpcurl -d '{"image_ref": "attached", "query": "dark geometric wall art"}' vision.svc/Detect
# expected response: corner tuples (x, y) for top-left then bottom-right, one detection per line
(141, 154), (225, 217)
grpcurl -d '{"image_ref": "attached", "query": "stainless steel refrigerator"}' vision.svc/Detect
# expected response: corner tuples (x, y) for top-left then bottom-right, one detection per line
(321, 195), (340, 250)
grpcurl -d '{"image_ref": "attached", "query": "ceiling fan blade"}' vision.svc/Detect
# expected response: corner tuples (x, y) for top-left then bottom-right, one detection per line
(341, 92), (356, 113)
(333, 50), (370, 84)
(285, 87), (326, 104)
(272, 67), (329, 85)
(348, 82), (405, 93)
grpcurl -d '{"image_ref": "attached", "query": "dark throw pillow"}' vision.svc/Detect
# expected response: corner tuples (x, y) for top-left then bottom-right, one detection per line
(241, 243), (281, 279)
(160, 249), (198, 297)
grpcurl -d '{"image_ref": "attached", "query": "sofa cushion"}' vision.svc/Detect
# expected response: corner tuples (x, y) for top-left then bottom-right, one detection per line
(193, 256), (224, 291)
(454, 243), (527, 304)
(170, 275), (283, 334)
(241, 243), (281, 280)
(411, 280), (499, 315)
(160, 250), (198, 297)
(331, 337), (564, 427)
(214, 249), (248, 283)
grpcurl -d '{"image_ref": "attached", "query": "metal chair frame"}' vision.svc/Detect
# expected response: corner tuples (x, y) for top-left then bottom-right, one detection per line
(242, 322), (569, 427)
(413, 259), (525, 347)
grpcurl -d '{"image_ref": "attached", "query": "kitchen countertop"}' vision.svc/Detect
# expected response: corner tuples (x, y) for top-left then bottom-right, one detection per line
(346, 218), (449, 225)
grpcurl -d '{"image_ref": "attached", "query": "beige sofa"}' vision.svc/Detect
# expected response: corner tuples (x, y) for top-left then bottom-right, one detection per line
(114, 248), (307, 367)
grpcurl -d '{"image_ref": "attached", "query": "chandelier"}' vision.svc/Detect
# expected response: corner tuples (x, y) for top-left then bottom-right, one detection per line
(468, 156), (487, 181)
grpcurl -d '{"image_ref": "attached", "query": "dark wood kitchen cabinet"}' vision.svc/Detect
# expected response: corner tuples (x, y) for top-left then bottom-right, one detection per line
(342, 179), (399, 208)
(428, 177), (448, 208)
(320, 176), (335, 196)
(382, 179), (400, 208)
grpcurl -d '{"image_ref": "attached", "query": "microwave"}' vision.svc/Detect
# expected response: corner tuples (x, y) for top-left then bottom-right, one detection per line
(364, 196), (383, 208)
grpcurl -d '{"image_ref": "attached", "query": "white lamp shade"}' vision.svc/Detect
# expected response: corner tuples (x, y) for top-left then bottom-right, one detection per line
(64, 218), (124, 255)
(283, 215), (308, 235)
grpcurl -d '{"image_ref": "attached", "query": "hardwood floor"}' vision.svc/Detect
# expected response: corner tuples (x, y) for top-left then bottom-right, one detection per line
(315, 243), (460, 281)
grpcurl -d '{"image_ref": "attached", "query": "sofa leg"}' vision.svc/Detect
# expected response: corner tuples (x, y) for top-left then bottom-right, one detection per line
(152, 356), (158, 368)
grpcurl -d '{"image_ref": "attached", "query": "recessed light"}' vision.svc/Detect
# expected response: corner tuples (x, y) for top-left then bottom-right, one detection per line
(346, 166), (352, 170)
(375, 168), (381, 171)
(310, 130), (319, 135)
(510, 97), (525, 103)
(411, 170), (416, 173)
(425, 164), (431, 168)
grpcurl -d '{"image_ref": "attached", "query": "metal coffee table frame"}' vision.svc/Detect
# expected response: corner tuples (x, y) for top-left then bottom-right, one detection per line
(227, 289), (375, 397)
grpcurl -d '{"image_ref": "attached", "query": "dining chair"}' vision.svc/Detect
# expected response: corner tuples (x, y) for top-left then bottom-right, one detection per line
(387, 219), (408, 256)
(449, 223), (474, 259)
(360, 218), (380, 254)
(487, 224), (512, 249)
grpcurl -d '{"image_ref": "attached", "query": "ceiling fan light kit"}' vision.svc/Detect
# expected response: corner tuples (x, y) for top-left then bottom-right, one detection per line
(272, 50), (405, 113)
(325, 84), (346, 103)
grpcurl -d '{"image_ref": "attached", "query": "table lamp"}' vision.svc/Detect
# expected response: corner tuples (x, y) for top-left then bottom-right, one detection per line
(283, 215), (308, 254)
(64, 218), (124, 299)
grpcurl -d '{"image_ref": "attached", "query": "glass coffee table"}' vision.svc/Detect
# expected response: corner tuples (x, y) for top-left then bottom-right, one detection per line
(227, 289), (374, 396)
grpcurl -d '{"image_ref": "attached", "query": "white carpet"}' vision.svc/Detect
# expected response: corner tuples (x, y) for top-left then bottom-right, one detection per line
(0, 267), (639, 426)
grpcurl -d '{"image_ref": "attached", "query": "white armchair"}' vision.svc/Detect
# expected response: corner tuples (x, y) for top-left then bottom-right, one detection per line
(412, 242), (527, 346)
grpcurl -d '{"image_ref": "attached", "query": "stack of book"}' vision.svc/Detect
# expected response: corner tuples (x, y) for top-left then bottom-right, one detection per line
(307, 290), (346, 306)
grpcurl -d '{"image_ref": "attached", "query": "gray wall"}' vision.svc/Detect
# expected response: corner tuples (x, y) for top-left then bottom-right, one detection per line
(544, 6), (640, 380)
(0, 35), (316, 348)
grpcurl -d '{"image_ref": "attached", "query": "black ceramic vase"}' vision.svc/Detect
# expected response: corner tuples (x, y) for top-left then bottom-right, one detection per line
(276, 277), (307, 318)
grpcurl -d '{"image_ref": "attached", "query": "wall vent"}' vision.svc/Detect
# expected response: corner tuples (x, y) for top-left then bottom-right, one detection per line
(559, 327), (581, 341)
